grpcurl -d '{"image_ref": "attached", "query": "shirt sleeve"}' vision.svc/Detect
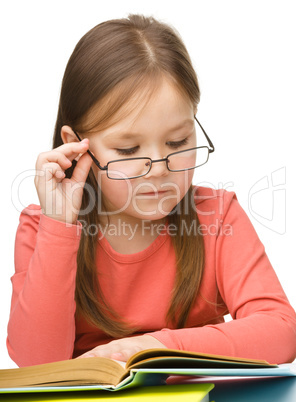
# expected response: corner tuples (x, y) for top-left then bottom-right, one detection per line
(7, 205), (82, 367)
(150, 190), (296, 364)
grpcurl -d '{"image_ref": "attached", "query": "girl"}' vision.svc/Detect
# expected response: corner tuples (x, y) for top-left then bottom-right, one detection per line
(7, 14), (296, 367)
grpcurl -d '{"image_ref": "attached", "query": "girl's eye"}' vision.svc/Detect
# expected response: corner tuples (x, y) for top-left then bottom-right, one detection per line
(114, 146), (139, 156)
(166, 138), (189, 149)
(114, 138), (188, 156)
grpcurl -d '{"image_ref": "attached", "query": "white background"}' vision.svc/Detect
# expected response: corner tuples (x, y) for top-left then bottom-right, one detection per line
(0, 0), (295, 369)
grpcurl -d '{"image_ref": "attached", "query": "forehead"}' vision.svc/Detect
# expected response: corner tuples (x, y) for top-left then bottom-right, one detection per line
(98, 83), (195, 141)
(100, 119), (195, 143)
(81, 75), (194, 135)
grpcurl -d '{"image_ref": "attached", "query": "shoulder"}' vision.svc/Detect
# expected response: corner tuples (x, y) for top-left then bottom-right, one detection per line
(192, 186), (257, 239)
(192, 186), (238, 220)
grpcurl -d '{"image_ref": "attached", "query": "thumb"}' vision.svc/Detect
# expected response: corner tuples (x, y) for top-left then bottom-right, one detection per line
(71, 151), (93, 184)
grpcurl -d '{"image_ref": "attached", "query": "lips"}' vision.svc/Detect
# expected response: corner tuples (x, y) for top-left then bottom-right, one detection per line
(137, 190), (171, 197)
(141, 190), (167, 194)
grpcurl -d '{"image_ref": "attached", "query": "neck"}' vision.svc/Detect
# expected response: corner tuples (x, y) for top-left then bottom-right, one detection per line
(98, 214), (168, 254)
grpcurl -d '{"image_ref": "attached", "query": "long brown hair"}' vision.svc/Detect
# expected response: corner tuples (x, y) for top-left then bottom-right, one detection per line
(53, 14), (204, 337)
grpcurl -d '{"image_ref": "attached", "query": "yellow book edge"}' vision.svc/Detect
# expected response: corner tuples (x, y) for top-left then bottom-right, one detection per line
(0, 383), (215, 402)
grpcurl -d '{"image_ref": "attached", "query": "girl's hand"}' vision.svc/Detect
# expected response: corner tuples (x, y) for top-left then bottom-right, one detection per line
(77, 335), (167, 362)
(34, 139), (93, 224)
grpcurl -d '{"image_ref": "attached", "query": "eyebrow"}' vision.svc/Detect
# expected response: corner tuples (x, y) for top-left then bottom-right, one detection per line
(166, 119), (194, 133)
(102, 119), (194, 141)
(104, 132), (142, 141)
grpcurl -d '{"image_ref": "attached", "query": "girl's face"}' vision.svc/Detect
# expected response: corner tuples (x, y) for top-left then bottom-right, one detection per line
(88, 78), (197, 223)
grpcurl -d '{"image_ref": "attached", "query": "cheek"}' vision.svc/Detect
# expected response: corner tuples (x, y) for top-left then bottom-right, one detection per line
(169, 170), (194, 197)
(97, 173), (133, 211)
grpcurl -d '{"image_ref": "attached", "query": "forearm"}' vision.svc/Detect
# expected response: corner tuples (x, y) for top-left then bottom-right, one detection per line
(7, 212), (81, 367)
(150, 310), (296, 364)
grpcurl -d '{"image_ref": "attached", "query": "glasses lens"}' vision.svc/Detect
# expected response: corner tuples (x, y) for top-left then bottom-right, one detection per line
(168, 147), (209, 171)
(107, 158), (151, 179)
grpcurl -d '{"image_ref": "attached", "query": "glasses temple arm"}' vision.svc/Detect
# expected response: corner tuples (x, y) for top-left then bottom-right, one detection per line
(194, 116), (215, 153)
(72, 129), (106, 170)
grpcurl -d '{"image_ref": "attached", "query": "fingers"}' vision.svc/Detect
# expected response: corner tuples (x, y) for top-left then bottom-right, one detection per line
(34, 139), (92, 224)
(42, 162), (66, 183)
(78, 348), (132, 362)
(36, 140), (90, 171)
(76, 336), (166, 362)
(70, 150), (93, 184)
(110, 350), (134, 362)
(77, 344), (141, 362)
(35, 139), (92, 185)
(56, 139), (90, 161)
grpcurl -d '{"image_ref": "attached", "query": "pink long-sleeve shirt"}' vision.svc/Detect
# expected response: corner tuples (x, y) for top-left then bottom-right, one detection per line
(7, 187), (296, 367)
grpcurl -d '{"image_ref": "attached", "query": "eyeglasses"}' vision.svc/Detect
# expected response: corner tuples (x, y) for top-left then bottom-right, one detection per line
(73, 116), (214, 180)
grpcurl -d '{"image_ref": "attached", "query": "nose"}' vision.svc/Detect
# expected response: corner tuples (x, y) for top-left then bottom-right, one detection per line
(144, 157), (169, 179)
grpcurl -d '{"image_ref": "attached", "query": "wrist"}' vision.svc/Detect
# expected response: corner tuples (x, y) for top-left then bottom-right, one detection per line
(41, 210), (78, 226)
(141, 335), (167, 349)
(39, 213), (82, 237)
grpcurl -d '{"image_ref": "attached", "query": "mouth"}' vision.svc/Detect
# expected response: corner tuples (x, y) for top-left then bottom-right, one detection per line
(137, 190), (170, 197)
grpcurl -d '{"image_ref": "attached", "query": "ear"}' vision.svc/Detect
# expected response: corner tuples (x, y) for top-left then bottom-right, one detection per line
(61, 125), (79, 144)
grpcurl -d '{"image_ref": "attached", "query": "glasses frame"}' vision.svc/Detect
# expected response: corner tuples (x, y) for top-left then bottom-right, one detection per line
(73, 116), (215, 180)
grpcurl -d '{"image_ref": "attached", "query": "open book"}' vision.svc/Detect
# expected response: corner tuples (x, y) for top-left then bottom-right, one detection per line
(0, 348), (293, 393)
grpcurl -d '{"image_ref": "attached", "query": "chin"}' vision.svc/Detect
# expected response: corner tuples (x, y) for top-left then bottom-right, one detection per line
(131, 202), (179, 221)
